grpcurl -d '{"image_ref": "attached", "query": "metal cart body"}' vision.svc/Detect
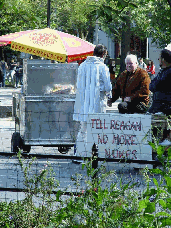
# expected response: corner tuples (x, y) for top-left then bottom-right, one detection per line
(12, 60), (80, 153)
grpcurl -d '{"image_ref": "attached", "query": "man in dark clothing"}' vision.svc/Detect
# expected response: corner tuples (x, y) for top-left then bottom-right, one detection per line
(148, 45), (171, 146)
(9, 59), (17, 84)
(15, 62), (23, 88)
(109, 60), (116, 89)
(148, 47), (171, 115)
(0, 60), (8, 87)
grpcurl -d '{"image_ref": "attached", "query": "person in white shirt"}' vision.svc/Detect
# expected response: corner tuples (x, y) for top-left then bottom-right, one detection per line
(73, 44), (112, 157)
(138, 57), (147, 70)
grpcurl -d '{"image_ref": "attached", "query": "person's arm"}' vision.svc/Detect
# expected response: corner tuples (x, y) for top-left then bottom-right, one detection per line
(151, 65), (155, 74)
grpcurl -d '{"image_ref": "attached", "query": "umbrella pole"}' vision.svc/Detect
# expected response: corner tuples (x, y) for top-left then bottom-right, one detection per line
(47, 0), (51, 28)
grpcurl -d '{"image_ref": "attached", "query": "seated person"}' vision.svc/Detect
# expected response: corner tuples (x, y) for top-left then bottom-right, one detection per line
(148, 47), (171, 115)
(148, 45), (171, 146)
(108, 54), (151, 114)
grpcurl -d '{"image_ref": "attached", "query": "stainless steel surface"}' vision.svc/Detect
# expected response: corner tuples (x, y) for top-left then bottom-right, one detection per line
(13, 60), (80, 148)
(24, 95), (79, 145)
(23, 59), (78, 95)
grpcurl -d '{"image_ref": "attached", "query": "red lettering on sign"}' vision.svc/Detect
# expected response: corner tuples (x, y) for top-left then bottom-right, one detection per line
(105, 149), (137, 160)
(91, 119), (96, 128)
(112, 134), (137, 145)
(112, 134), (120, 145)
(91, 119), (108, 129)
(120, 121), (125, 130)
(132, 150), (137, 159)
(104, 119), (108, 129)
(110, 120), (141, 131)
(96, 119), (103, 129)
(105, 148), (111, 158)
(98, 134), (108, 144)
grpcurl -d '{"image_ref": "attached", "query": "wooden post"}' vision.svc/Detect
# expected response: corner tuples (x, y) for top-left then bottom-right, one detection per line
(92, 143), (98, 180)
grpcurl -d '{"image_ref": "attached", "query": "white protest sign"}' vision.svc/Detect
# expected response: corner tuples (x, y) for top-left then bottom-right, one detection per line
(86, 113), (152, 161)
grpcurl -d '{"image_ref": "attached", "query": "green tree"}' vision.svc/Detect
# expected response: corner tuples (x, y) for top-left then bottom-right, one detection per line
(131, 0), (171, 48)
(0, 0), (44, 35)
(98, 0), (171, 72)
(52, 0), (98, 41)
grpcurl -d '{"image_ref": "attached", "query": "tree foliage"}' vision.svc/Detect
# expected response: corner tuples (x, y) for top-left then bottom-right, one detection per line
(130, 0), (171, 48)
(0, 0), (170, 51)
(0, 0), (45, 35)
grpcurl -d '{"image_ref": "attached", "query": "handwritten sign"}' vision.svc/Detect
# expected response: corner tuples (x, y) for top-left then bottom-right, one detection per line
(86, 113), (152, 161)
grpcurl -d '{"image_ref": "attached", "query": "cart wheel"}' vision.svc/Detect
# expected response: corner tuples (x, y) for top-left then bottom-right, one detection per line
(22, 145), (31, 153)
(11, 132), (22, 153)
(58, 146), (70, 154)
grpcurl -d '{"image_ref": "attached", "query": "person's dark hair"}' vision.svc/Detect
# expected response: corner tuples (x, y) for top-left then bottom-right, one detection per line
(93, 44), (107, 58)
(151, 61), (154, 66)
(161, 49), (171, 63)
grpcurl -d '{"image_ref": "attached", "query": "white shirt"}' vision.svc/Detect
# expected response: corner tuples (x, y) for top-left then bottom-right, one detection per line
(139, 62), (147, 70)
(73, 56), (112, 121)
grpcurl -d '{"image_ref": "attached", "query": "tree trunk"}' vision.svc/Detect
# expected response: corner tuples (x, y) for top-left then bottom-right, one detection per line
(119, 16), (131, 75)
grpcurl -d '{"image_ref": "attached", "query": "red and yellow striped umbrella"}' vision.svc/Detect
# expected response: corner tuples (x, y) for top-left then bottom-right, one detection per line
(0, 28), (95, 62)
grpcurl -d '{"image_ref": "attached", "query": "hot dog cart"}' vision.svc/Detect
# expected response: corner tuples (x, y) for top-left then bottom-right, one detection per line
(12, 59), (80, 153)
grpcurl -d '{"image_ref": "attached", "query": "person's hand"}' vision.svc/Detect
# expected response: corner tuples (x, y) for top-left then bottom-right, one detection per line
(124, 97), (131, 102)
(107, 98), (112, 107)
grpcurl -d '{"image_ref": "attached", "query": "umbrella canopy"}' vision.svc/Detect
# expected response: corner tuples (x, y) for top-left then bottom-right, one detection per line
(0, 30), (35, 46)
(0, 28), (95, 62)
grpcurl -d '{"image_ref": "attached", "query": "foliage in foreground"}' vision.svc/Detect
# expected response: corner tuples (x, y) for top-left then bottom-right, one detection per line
(0, 146), (170, 227)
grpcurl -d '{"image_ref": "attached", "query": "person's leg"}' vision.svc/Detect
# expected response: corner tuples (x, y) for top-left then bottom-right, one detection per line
(2, 70), (6, 87)
(75, 121), (87, 157)
(119, 101), (149, 114)
(6, 71), (9, 82)
(159, 114), (171, 146)
(15, 76), (18, 88)
(100, 92), (107, 113)
(131, 102), (147, 114)
(11, 70), (15, 84)
(2, 74), (5, 87)
(19, 75), (23, 85)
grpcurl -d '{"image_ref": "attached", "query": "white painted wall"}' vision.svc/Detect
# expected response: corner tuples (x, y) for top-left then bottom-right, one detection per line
(148, 37), (162, 75)
(94, 29), (115, 58)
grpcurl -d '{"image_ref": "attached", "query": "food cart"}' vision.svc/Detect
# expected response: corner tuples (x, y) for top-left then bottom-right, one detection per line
(12, 59), (80, 153)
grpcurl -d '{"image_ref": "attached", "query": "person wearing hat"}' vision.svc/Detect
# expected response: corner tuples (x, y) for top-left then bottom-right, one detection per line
(148, 44), (171, 146)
